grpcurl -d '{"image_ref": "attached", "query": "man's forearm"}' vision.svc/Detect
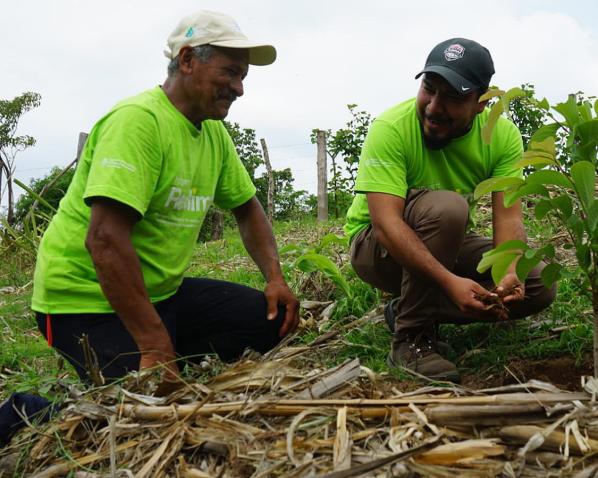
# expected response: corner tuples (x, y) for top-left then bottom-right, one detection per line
(374, 217), (454, 286)
(234, 197), (284, 282)
(87, 231), (172, 353)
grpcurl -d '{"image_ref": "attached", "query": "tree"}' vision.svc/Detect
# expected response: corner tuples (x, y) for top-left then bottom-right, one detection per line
(255, 168), (311, 220)
(0, 92), (41, 224)
(14, 166), (76, 228)
(475, 88), (598, 375)
(198, 121), (310, 241)
(224, 121), (263, 179)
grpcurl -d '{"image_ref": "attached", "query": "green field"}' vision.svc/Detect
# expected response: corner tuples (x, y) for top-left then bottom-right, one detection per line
(0, 212), (594, 402)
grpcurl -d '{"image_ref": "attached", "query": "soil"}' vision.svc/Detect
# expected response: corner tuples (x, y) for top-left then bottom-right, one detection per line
(461, 353), (594, 391)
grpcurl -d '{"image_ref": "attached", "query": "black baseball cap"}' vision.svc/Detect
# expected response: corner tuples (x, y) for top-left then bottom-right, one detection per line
(415, 38), (495, 94)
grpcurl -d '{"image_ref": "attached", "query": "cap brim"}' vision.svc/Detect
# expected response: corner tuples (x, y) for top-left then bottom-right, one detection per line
(415, 65), (477, 94)
(210, 40), (276, 66)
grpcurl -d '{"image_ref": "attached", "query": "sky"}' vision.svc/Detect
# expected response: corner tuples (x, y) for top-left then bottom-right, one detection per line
(3, 0), (598, 206)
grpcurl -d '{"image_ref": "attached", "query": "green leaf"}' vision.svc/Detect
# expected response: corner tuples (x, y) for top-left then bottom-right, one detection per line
(575, 244), (591, 270)
(504, 87), (526, 102)
(538, 243), (556, 259)
(482, 100), (504, 145)
(516, 149), (557, 169)
(474, 176), (524, 200)
(279, 244), (305, 255)
(580, 101), (594, 122)
(555, 94), (581, 128)
(534, 199), (554, 220)
(13, 178), (57, 212)
(528, 137), (556, 156)
(530, 124), (559, 144)
(504, 183), (549, 207)
(588, 200), (598, 235)
(540, 263), (562, 288)
(594, 98), (598, 116)
(479, 88), (505, 102)
(574, 119), (598, 162)
(570, 161), (596, 210)
(295, 252), (352, 298)
(552, 194), (573, 219)
(491, 253), (518, 285)
(488, 239), (528, 255)
(567, 215), (585, 241)
(319, 233), (347, 250)
(477, 240), (526, 273)
(537, 98), (550, 110)
(524, 249), (537, 259)
(526, 170), (573, 188)
(516, 255), (542, 282)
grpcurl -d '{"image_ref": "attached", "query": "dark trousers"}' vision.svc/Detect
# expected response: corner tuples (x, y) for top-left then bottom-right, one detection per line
(36, 278), (283, 382)
(350, 190), (556, 333)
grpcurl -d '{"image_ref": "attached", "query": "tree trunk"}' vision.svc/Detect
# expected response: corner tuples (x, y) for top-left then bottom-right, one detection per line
(594, 286), (598, 377)
(6, 170), (14, 226)
(211, 209), (224, 241)
(260, 138), (274, 224)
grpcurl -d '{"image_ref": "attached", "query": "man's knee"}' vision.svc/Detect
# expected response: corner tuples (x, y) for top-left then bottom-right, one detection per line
(528, 279), (557, 315)
(407, 190), (469, 232)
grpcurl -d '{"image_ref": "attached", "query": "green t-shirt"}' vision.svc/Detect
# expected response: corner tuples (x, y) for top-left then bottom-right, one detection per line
(32, 87), (256, 313)
(344, 98), (523, 240)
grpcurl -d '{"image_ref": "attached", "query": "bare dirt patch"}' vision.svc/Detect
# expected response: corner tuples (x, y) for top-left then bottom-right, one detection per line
(462, 353), (593, 391)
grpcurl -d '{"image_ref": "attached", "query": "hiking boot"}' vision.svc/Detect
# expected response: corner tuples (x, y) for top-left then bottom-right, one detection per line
(387, 330), (460, 383)
(384, 299), (454, 357)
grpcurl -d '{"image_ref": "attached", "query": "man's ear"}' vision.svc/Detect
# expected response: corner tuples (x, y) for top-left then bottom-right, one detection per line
(477, 98), (489, 113)
(177, 46), (195, 74)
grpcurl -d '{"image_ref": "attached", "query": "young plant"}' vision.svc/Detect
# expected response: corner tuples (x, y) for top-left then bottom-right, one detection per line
(474, 89), (598, 374)
(281, 233), (353, 299)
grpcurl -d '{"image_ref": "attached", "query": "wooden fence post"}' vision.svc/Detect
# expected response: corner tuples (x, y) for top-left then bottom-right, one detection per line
(316, 130), (328, 222)
(76, 132), (88, 163)
(260, 138), (274, 224)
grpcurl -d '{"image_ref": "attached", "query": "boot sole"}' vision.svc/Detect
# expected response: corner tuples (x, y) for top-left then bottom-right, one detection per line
(387, 353), (461, 383)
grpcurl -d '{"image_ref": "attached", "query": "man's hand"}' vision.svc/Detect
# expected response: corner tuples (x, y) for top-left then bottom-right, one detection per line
(138, 342), (182, 396)
(445, 275), (496, 317)
(496, 272), (525, 304)
(264, 279), (300, 337)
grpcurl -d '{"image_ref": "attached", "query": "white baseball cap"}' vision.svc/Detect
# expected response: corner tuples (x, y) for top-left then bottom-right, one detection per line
(164, 10), (277, 66)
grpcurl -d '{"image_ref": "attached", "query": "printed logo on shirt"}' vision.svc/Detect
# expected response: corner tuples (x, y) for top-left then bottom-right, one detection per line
(165, 186), (212, 213)
(363, 158), (395, 167)
(100, 158), (137, 173)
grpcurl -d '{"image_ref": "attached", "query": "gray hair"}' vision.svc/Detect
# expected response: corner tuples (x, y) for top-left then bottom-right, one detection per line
(167, 44), (216, 77)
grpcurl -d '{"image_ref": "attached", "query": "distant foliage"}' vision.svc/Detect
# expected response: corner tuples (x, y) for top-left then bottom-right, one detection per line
(312, 105), (373, 218)
(14, 166), (75, 228)
(198, 122), (313, 242)
(0, 91), (41, 224)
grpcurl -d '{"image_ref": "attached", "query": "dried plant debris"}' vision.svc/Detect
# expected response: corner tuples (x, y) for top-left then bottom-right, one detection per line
(3, 342), (598, 477)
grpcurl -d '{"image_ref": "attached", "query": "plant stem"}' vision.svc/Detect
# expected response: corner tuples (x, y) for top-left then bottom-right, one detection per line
(594, 286), (598, 377)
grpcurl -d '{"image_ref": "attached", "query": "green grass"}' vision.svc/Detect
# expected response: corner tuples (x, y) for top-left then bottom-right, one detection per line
(0, 212), (594, 400)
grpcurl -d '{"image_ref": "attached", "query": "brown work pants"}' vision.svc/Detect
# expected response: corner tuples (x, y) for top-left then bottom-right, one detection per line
(350, 190), (556, 333)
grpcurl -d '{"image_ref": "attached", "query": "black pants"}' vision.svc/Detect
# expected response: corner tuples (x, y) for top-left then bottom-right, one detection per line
(36, 278), (284, 382)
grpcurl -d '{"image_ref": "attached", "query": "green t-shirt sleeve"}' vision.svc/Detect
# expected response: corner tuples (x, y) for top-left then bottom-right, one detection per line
(490, 120), (524, 179)
(83, 106), (162, 216)
(354, 119), (408, 198)
(213, 124), (256, 210)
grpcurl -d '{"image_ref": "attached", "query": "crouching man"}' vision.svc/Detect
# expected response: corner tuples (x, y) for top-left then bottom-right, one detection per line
(345, 38), (555, 382)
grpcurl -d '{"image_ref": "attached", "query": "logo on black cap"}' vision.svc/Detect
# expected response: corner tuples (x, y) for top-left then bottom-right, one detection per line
(444, 44), (465, 61)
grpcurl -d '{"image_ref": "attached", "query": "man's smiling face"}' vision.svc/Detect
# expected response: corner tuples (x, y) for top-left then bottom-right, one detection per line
(416, 73), (487, 149)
